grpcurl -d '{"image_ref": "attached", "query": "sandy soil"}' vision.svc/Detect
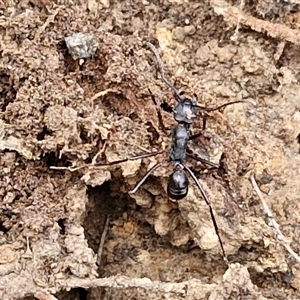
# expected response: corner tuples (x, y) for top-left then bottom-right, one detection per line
(1, 0), (300, 299)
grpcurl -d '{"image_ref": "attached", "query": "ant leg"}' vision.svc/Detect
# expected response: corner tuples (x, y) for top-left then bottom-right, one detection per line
(189, 131), (204, 141)
(129, 157), (169, 194)
(146, 42), (182, 102)
(96, 150), (166, 166)
(188, 133), (219, 168)
(50, 150), (166, 172)
(186, 153), (219, 169)
(202, 114), (208, 130)
(148, 88), (168, 134)
(182, 163), (228, 262)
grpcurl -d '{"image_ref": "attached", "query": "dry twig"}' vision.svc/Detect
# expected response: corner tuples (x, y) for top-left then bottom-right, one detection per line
(34, 292), (59, 300)
(90, 89), (117, 101)
(211, 0), (300, 45)
(58, 275), (216, 296)
(97, 215), (110, 265)
(230, 0), (245, 41)
(250, 175), (300, 263)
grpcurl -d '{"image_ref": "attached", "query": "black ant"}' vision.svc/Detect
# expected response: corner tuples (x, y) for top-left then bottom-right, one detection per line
(128, 43), (243, 262)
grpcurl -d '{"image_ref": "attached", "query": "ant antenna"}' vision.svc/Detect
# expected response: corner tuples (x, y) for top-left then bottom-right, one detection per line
(146, 42), (182, 101)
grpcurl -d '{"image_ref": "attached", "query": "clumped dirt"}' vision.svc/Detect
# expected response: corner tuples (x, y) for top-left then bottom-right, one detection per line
(1, 1), (300, 299)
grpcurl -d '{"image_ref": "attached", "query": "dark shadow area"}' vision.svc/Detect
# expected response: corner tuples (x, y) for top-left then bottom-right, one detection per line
(54, 287), (88, 300)
(248, 267), (294, 298)
(83, 181), (134, 255)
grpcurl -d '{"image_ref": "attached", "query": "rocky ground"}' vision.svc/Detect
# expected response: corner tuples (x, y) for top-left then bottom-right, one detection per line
(1, 0), (300, 299)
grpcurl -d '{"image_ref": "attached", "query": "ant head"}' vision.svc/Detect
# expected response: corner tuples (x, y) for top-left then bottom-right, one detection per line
(174, 95), (198, 124)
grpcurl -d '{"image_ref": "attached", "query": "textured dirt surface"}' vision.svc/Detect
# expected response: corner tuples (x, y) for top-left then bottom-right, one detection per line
(1, 1), (300, 299)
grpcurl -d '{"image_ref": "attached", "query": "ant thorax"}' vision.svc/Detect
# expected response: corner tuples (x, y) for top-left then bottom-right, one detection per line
(169, 123), (189, 162)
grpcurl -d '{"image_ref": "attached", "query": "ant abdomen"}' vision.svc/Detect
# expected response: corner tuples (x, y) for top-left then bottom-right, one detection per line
(167, 168), (189, 200)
